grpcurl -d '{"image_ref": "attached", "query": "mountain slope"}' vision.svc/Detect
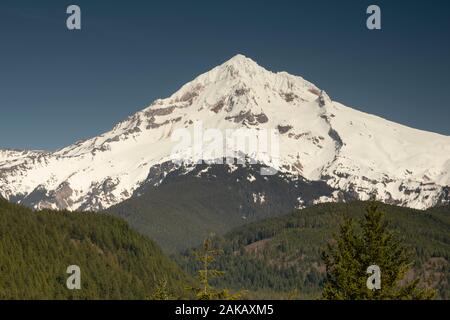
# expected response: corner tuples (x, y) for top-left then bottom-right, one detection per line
(0, 198), (191, 299)
(177, 201), (450, 299)
(107, 161), (336, 252)
(0, 54), (449, 211)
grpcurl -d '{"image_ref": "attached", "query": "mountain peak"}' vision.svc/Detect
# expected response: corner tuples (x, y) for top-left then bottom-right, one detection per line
(170, 53), (317, 105)
(222, 54), (258, 67)
(215, 54), (266, 78)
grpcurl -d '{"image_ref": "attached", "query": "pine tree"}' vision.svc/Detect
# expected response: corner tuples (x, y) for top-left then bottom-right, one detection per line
(149, 279), (174, 300)
(322, 202), (435, 300)
(189, 237), (242, 300)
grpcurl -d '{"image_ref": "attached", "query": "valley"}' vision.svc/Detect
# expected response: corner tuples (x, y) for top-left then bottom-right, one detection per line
(0, 55), (449, 300)
(0, 198), (448, 299)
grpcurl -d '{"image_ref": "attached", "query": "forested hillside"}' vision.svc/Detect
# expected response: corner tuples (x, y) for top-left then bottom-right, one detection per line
(1, 197), (448, 300)
(178, 202), (450, 299)
(0, 198), (191, 299)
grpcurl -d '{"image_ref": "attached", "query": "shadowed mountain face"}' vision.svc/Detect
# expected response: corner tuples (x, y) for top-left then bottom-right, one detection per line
(1, 55), (449, 213)
(107, 160), (348, 252)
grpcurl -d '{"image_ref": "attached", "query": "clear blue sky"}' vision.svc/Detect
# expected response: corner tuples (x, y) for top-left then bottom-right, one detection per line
(0, 0), (449, 150)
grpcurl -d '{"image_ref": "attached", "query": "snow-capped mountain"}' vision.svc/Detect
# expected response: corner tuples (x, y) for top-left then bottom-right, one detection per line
(1, 54), (449, 211)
